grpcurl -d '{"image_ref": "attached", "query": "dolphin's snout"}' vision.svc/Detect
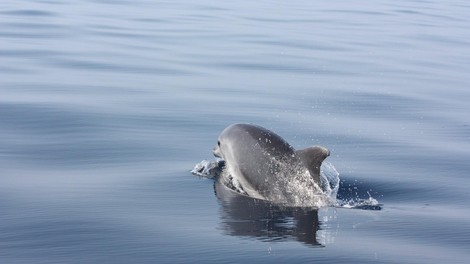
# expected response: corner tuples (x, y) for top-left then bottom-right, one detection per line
(323, 147), (330, 157)
(213, 144), (221, 158)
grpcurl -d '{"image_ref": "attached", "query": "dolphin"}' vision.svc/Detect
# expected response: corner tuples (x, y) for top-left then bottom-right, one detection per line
(213, 123), (330, 205)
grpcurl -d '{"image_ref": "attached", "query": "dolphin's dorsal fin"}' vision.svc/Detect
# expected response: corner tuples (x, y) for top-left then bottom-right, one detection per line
(295, 146), (330, 185)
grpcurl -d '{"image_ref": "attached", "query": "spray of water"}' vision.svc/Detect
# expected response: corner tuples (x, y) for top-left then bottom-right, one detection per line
(192, 159), (381, 210)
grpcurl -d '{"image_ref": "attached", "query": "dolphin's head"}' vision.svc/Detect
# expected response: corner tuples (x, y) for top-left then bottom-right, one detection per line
(213, 125), (236, 159)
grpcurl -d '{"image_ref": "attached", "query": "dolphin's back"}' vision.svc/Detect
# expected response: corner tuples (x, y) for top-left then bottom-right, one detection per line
(228, 123), (294, 155)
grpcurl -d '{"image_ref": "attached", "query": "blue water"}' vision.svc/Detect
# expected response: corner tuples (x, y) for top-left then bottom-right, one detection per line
(1, 0), (470, 263)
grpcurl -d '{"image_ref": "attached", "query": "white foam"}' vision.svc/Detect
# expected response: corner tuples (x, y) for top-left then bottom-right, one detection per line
(191, 159), (223, 179)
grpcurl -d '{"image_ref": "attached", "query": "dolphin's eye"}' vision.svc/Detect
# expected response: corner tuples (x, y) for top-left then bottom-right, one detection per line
(217, 141), (220, 146)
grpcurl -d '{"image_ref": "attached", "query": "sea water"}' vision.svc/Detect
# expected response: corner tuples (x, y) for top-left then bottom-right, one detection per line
(1, 0), (470, 263)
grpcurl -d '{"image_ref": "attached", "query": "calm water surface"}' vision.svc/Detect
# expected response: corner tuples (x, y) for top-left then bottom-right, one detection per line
(1, 0), (470, 263)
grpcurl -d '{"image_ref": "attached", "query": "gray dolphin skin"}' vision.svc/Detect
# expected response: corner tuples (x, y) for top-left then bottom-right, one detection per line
(213, 123), (330, 204)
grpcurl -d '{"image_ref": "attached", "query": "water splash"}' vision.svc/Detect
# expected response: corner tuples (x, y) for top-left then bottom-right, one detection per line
(192, 159), (381, 210)
(336, 192), (382, 210)
(320, 161), (340, 205)
(191, 159), (225, 179)
(319, 162), (382, 210)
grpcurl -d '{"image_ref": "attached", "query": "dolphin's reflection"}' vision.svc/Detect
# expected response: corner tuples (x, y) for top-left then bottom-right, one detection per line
(214, 180), (323, 247)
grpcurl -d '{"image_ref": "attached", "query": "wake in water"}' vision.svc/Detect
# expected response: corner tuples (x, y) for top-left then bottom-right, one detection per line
(192, 159), (381, 210)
